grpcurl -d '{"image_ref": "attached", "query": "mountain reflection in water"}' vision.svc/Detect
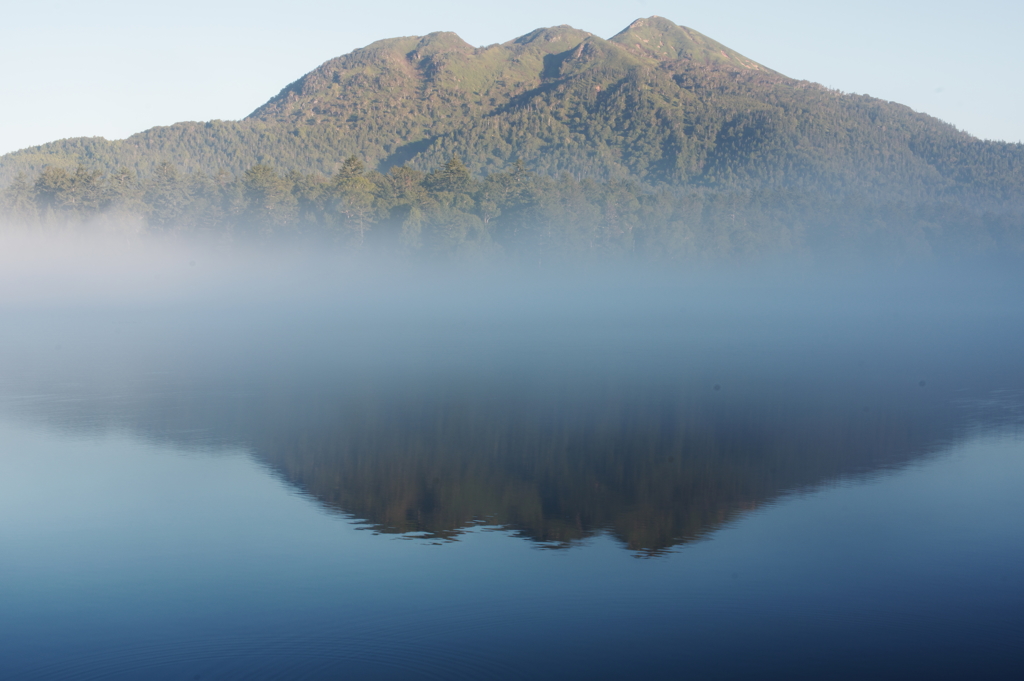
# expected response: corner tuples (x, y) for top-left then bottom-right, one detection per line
(3, 261), (1022, 556)
(250, 384), (1006, 554)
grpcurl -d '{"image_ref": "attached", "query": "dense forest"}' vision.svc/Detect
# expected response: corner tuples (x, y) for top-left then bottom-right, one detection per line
(2, 156), (1021, 259)
(2, 16), (1023, 258)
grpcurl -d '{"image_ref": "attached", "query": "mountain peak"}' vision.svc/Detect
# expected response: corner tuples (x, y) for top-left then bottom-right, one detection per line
(405, 31), (475, 57)
(508, 25), (594, 54)
(610, 16), (773, 72)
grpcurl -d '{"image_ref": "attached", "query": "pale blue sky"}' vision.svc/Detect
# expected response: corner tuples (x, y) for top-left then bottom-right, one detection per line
(1, 0), (1020, 156)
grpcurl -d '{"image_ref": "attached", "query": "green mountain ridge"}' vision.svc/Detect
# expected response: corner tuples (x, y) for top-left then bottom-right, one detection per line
(3, 15), (1019, 205)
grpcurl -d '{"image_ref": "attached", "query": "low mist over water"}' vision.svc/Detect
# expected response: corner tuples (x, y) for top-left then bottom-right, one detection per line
(1, 233), (1023, 679)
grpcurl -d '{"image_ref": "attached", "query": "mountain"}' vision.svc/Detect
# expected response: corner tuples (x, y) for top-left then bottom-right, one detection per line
(2, 17), (1021, 205)
(2, 18), (1022, 260)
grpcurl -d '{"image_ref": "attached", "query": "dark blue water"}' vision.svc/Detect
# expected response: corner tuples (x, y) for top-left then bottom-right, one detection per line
(1, 259), (1023, 679)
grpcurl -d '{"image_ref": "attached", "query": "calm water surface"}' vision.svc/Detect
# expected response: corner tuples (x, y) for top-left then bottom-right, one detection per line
(1, 262), (1023, 679)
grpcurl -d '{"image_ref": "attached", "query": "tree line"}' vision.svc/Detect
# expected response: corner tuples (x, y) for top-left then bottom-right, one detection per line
(2, 157), (1021, 260)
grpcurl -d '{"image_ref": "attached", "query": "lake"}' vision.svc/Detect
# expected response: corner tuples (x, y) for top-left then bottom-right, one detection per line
(1, 253), (1022, 679)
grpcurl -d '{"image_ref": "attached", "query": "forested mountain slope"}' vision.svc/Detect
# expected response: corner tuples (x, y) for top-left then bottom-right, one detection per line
(3, 17), (1021, 207)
